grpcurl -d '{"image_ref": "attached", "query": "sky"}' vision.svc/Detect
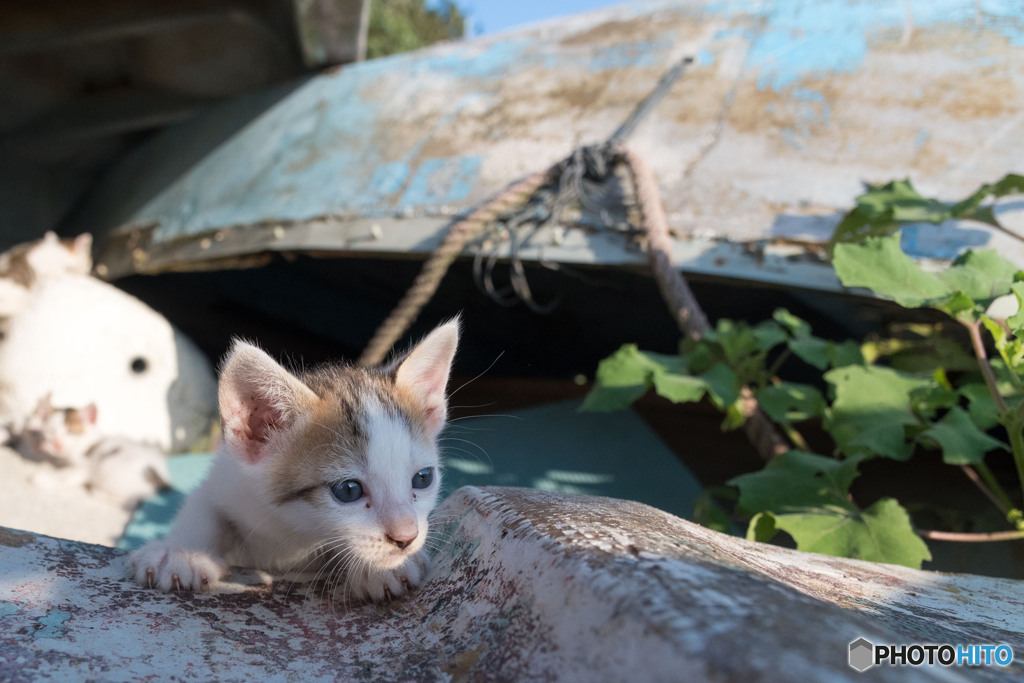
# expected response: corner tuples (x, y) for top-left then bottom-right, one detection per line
(463, 0), (629, 36)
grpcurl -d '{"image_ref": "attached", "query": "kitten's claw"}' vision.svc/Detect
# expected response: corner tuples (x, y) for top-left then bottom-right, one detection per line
(342, 551), (432, 603)
(129, 542), (228, 593)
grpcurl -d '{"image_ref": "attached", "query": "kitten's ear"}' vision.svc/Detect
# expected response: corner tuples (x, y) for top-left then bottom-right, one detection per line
(218, 340), (318, 464)
(394, 319), (460, 439)
(83, 403), (98, 425)
(72, 233), (92, 260)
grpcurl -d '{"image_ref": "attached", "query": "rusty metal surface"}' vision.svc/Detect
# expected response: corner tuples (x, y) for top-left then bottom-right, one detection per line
(76, 0), (1024, 291)
(2, 486), (1022, 680)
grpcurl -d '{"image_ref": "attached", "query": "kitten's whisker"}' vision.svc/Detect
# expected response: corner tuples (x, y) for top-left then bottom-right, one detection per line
(447, 401), (498, 411)
(445, 413), (523, 424)
(447, 351), (504, 400)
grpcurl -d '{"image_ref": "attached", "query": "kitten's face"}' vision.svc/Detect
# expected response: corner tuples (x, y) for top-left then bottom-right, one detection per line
(28, 402), (98, 461)
(265, 383), (442, 570)
(218, 320), (459, 573)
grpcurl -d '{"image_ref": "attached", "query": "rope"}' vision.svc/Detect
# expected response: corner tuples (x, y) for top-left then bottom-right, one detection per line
(359, 57), (693, 367)
(616, 146), (789, 461)
(357, 167), (557, 366)
(357, 55), (790, 462)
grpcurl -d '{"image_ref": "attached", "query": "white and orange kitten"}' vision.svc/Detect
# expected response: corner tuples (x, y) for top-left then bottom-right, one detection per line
(23, 395), (170, 509)
(129, 319), (459, 602)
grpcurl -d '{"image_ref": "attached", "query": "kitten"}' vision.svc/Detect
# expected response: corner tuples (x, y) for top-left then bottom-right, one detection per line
(23, 396), (171, 510)
(0, 232), (92, 317)
(129, 319), (459, 602)
(21, 395), (98, 468)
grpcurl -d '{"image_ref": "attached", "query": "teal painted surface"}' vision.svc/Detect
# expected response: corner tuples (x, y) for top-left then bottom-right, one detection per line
(119, 400), (702, 547)
(118, 453), (213, 550)
(707, 0), (1024, 91)
(80, 0), (1024, 289)
(34, 609), (71, 640)
(439, 400), (702, 520)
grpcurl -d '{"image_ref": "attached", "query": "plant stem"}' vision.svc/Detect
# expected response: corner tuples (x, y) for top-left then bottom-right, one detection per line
(918, 529), (1024, 542)
(961, 465), (1012, 515)
(965, 318), (1024, 509)
(966, 320), (1008, 413)
(1007, 421), (1024, 508)
(766, 349), (792, 380)
(780, 422), (810, 452)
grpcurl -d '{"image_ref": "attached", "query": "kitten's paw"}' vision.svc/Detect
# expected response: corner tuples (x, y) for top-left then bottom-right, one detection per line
(343, 552), (431, 603)
(128, 542), (228, 592)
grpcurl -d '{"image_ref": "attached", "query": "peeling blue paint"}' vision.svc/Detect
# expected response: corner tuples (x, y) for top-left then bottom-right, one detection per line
(705, 0), (1024, 91)
(901, 223), (991, 260)
(0, 601), (18, 619)
(35, 608), (71, 639)
(370, 162), (410, 197)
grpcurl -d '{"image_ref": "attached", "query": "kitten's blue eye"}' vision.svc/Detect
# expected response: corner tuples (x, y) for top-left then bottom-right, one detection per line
(330, 479), (363, 503)
(412, 467), (434, 490)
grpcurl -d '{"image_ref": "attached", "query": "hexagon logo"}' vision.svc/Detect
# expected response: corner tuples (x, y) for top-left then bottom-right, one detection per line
(849, 638), (875, 672)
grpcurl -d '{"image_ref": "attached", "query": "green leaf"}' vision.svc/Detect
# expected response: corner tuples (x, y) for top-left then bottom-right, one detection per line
(937, 250), (1019, 310)
(960, 382), (1001, 430)
(721, 400), (746, 431)
(833, 233), (951, 308)
(581, 345), (683, 412)
(732, 452), (930, 567)
(917, 406), (1008, 465)
(772, 308), (811, 337)
(834, 232), (1018, 320)
(825, 365), (929, 460)
(651, 372), (707, 404)
(746, 512), (777, 543)
(788, 336), (830, 370)
(829, 340), (865, 368)
(751, 320), (788, 351)
(758, 382), (826, 422)
(908, 384), (958, 419)
(729, 451), (861, 514)
(1007, 282), (1024, 334)
(829, 179), (947, 250)
(766, 498), (932, 569)
(950, 173), (1024, 225)
(699, 363), (740, 408)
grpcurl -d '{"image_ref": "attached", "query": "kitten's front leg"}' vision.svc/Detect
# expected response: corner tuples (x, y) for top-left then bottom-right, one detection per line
(128, 484), (229, 592)
(343, 551), (431, 603)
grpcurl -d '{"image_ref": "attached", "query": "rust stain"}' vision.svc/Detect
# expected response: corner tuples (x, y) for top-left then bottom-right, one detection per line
(0, 528), (34, 548)
(933, 73), (1014, 121)
(559, 14), (684, 47)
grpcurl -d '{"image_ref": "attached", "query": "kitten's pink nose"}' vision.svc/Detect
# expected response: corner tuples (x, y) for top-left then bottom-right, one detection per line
(387, 533), (416, 550)
(386, 521), (418, 550)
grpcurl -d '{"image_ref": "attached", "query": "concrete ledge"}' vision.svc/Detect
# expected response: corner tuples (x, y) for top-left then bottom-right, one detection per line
(1, 486), (1022, 680)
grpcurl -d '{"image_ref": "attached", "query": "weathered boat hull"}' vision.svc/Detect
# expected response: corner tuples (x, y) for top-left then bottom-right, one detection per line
(77, 0), (1024, 292)
(3, 487), (1023, 680)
